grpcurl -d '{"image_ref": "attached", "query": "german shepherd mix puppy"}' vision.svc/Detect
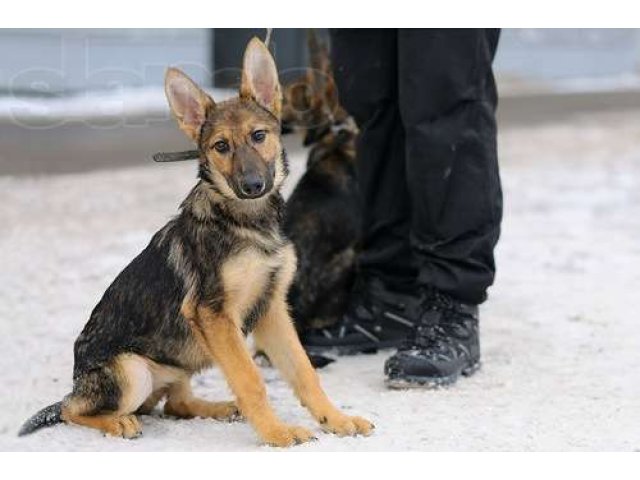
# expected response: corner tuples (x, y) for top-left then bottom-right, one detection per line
(281, 31), (360, 334)
(19, 38), (373, 447)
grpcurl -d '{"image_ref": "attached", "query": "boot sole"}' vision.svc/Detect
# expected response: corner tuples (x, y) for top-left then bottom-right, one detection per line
(385, 361), (481, 390)
(304, 339), (405, 357)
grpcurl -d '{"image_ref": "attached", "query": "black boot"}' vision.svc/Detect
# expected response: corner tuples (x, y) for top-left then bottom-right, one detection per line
(384, 288), (481, 389)
(300, 277), (419, 355)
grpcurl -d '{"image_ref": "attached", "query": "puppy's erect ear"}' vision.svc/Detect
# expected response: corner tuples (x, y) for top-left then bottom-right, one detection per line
(240, 37), (282, 119)
(165, 67), (214, 142)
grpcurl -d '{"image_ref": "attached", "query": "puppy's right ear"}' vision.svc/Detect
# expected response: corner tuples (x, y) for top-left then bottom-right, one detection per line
(165, 68), (214, 142)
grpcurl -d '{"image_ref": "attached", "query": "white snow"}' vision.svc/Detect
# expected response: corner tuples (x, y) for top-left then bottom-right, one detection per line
(1, 110), (640, 451)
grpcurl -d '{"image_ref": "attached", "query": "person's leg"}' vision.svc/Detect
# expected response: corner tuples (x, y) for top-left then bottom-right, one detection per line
(400, 28), (502, 304)
(329, 28), (416, 287)
(301, 29), (418, 354)
(384, 29), (502, 387)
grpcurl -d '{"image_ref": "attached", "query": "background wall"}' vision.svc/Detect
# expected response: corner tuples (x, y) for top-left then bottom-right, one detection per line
(1, 29), (640, 94)
(0, 29), (212, 94)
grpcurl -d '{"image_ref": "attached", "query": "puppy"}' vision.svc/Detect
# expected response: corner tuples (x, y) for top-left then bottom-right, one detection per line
(19, 37), (373, 447)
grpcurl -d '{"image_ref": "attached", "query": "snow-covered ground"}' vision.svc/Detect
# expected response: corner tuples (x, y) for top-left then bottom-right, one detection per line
(1, 110), (640, 451)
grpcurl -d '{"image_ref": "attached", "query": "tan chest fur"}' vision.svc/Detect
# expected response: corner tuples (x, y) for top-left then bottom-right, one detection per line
(221, 241), (296, 328)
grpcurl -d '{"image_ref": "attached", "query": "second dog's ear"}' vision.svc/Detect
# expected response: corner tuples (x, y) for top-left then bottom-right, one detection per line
(165, 68), (215, 142)
(240, 37), (282, 119)
(307, 29), (330, 76)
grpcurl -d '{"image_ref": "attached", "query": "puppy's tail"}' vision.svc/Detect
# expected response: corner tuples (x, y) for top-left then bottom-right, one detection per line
(18, 401), (63, 436)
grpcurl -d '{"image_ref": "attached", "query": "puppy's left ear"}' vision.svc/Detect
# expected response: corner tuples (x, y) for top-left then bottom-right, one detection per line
(240, 37), (282, 119)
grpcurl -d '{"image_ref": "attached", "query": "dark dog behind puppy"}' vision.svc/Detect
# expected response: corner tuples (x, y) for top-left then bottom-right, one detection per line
(282, 31), (361, 335)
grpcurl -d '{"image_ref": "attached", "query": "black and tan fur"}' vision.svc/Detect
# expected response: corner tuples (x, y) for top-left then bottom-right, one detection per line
(282, 31), (361, 333)
(19, 37), (373, 447)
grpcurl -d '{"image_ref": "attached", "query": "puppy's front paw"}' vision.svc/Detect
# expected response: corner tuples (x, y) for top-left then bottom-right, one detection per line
(320, 413), (375, 437)
(261, 423), (317, 447)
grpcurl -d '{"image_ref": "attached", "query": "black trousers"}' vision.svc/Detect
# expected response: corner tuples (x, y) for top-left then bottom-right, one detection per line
(330, 29), (502, 305)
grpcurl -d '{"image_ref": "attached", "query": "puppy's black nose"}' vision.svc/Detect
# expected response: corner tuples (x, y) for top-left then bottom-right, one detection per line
(240, 175), (266, 198)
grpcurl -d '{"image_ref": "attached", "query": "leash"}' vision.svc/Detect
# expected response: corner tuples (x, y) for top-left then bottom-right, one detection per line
(152, 150), (201, 163)
(265, 27), (273, 48)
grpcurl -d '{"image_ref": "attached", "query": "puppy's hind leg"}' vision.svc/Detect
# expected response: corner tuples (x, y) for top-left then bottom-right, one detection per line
(164, 378), (240, 421)
(62, 354), (153, 439)
(62, 407), (143, 439)
(136, 388), (167, 415)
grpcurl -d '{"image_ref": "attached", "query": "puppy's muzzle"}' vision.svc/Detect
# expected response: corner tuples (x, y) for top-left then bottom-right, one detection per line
(239, 173), (267, 198)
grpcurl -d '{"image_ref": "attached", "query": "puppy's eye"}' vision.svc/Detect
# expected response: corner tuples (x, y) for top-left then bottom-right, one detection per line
(213, 140), (229, 153)
(251, 130), (267, 143)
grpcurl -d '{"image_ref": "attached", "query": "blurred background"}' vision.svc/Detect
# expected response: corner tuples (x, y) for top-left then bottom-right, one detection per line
(2, 28), (640, 175)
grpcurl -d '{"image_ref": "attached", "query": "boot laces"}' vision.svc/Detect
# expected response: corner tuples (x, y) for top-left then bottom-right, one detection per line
(405, 288), (463, 351)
